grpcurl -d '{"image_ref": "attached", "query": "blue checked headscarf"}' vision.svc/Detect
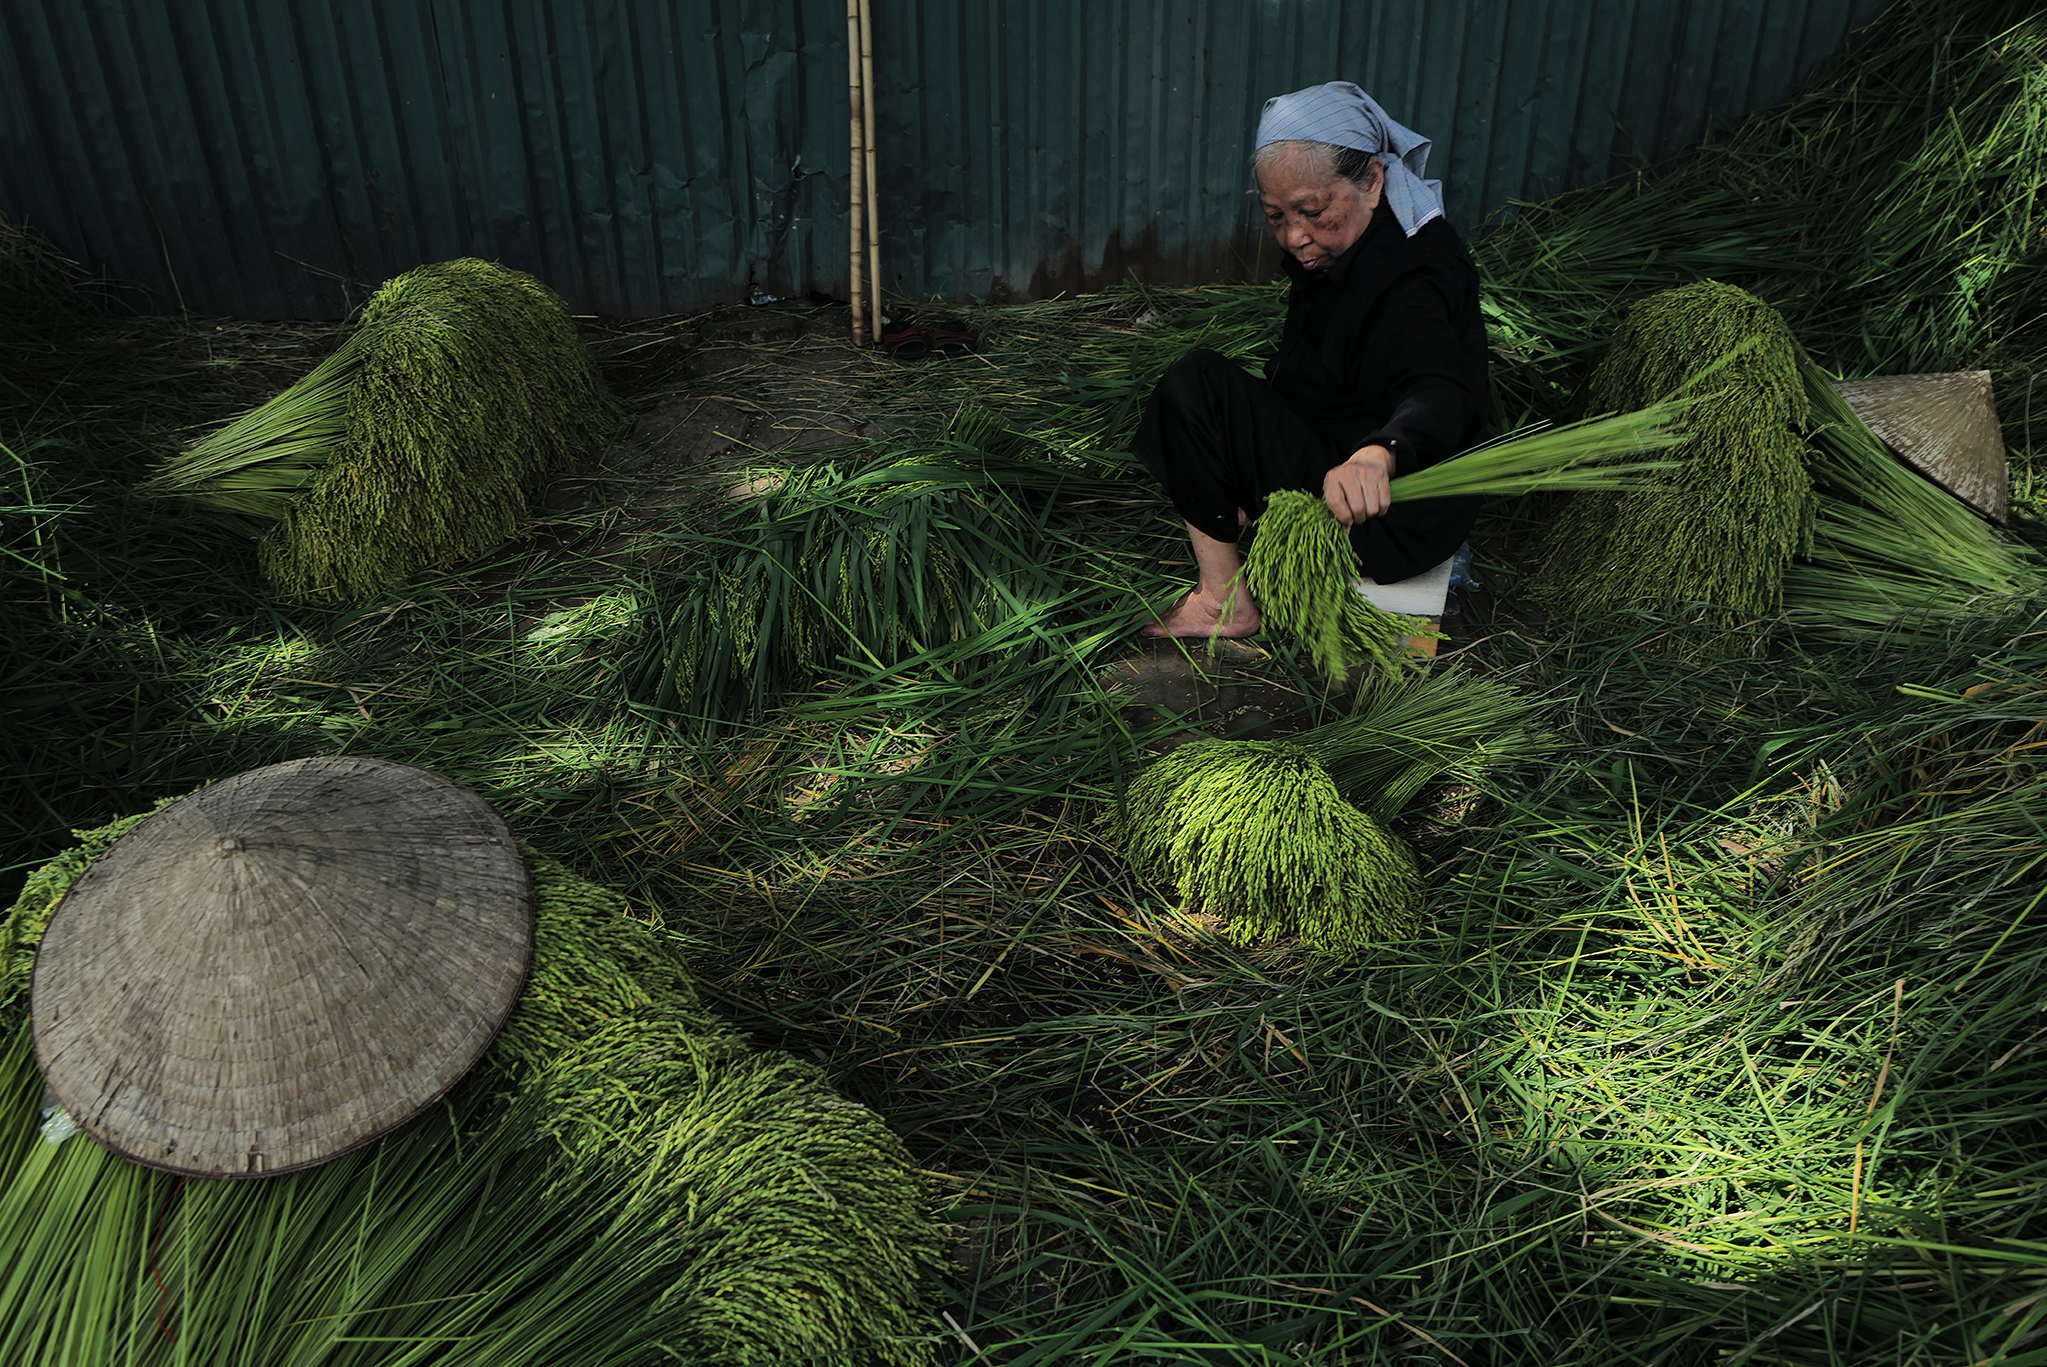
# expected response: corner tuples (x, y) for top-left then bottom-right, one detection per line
(1254, 82), (1444, 237)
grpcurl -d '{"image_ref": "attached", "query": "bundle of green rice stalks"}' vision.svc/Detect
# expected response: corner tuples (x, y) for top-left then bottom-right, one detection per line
(143, 258), (622, 604)
(1243, 402), (1687, 678)
(0, 818), (939, 1366)
(631, 410), (1133, 733)
(1115, 666), (1547, 953)
(1242, 490), (1429, 681)
(1785, 354), (2041, 635)
(1529, 281), (1814, 644)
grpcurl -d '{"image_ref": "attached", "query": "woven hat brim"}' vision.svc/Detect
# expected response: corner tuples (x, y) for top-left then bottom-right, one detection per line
(32, 756), (533, 1178)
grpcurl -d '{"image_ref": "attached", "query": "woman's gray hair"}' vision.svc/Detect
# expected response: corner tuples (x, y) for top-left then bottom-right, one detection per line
(1251, 139), (1383, 188)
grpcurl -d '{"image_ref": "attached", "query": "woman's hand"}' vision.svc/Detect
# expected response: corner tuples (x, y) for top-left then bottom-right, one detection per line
(1323, 445), (1395, 526)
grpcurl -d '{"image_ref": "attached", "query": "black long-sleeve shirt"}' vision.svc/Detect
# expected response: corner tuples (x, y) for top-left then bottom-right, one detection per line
(1267, 206), (1490, 474)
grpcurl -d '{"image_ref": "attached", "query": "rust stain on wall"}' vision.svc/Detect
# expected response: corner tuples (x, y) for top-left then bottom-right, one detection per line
(1021, 221), (1277, 303)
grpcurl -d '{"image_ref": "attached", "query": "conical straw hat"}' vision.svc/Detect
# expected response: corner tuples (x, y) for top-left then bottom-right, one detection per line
(31, 755), (532, 1178)
(1833, 371), (2010, 524)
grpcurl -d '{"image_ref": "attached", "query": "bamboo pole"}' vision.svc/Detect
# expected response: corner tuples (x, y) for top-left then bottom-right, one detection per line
(859, 0), (881, 334)
(846, 0), (867, 346)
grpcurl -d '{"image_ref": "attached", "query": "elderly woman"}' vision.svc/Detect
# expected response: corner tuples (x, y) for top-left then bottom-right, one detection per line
(1137, 83), (1489, 637)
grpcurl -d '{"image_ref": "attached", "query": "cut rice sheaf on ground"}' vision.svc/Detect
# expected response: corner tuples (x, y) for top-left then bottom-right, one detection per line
(1112, 665), (1552, 955)
(265, 260), (623, 604)
(0, 818), (940, 1367)
(1116, 738), (1422, 954)
(1531, 280), (1815, 647)
(144, 257), (623, 605)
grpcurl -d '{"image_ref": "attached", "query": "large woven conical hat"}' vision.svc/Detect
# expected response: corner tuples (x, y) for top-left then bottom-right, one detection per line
(31, 756), (532, 1178)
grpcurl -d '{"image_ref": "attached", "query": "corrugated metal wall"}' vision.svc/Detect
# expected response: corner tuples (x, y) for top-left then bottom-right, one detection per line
(882, 0), (1892, 298)
(0, 0), (845, 316)
(0, 0), (1890, 318)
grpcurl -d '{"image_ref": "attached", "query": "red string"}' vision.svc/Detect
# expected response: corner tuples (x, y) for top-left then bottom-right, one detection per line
(147, 1177), (189, 1343)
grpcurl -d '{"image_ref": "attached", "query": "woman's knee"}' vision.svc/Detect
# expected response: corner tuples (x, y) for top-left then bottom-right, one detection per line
(1160, 346), (1238, 387)
(1153, 347), (1251, 416)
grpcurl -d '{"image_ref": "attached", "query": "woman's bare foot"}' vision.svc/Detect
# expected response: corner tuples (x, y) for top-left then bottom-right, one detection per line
(1139, 587), (1261, 638)
(1138, 518), (1258, 637)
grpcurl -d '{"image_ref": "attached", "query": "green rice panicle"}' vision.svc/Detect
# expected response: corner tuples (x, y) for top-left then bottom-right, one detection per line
(1116, 738), (1421, 954)
(1243, 489), (1428, 682)
(1531, 280), (1815, 645)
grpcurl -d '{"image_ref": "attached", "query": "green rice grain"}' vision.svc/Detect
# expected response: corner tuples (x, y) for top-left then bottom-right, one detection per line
(1116, 738), (1421, 953)
(145, 258), (623, 605)
(1530, 281), (1814, 648)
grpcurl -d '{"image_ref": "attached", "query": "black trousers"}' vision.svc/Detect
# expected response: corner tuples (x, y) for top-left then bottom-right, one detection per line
(1131, 349), (1480, 584)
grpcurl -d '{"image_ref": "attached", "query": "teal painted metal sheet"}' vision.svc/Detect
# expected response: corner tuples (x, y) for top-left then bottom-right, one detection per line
(0, 0), (1891, 318)
(872, 0), (1891, 299)
(0, 0), (847, 316)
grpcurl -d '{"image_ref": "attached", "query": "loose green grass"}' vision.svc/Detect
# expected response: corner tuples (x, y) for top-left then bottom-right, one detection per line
(626, 412), (1154, 736)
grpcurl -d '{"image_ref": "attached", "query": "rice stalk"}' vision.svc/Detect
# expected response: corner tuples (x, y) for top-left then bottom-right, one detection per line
(0, 212), (116, 333)
(1531, 281), (1815, 646)
(1472, 178), (1823, 424)
(141, 331), (368, 527)
(144, 258), (623, 605)
(14, 15), (2047, 1345)
(1054, 283), (1290, 449)
(1309, 664), (1554, 816)
(1386, 400), (1687, 501)
(1246, 404), (1687, 678)
(0, 826), (941, 1366)
(611, 611), (2047, 1364)
(1, 437), (81, 607)
(632, 448), (1064, 732)
(1785, 351), (2043, 636)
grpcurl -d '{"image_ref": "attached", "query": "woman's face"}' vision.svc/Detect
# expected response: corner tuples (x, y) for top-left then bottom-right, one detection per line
(1257, 153), (1383, 271)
